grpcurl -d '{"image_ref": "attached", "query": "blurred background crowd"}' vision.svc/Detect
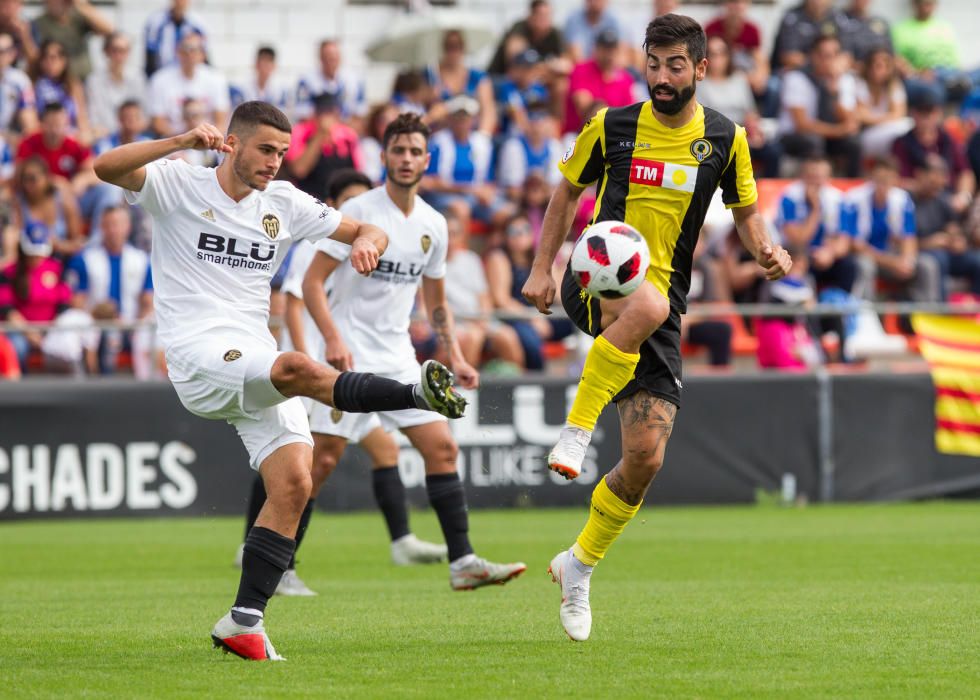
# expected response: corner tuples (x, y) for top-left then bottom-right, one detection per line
(1, 0), (979, 381)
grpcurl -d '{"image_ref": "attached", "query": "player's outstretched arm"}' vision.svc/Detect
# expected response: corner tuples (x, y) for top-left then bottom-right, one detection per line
(522, 178), (585, 315)
(732, 202), (793, 281)
(328, 215), (388, 274)
(422, 276), (479, 390)
(302, 250), (354, 371)
(93, 123), (231, 193)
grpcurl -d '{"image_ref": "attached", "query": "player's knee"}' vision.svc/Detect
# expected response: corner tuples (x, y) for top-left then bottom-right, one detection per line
(272, 351), (314, 389)
(629, 289), (670, 332)
(622, 448), (665, 480)
(271, 466), (312, 510)
(310, 452), (338, 490)
(424, 436), (458, 469)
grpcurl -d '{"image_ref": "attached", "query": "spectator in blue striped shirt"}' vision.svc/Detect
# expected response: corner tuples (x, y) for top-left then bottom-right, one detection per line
(142, 0), (209, 78)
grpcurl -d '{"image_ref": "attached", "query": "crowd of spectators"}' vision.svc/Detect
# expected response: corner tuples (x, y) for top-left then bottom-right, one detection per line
(1, 0), (980, 381)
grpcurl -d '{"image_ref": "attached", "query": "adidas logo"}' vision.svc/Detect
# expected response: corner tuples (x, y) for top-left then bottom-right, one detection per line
(201, 208), (215, 222)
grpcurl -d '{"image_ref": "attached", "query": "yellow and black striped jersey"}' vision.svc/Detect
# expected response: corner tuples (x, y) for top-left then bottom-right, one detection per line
(558, 101), (757, 312)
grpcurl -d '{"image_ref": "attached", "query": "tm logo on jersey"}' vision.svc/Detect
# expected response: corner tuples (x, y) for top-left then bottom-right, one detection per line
(629, 158), (698, 194)
(196, 232), (276, 271)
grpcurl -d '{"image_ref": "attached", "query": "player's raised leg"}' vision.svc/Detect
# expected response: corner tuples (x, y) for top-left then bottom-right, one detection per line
(212, 442), (313, 661)
(550, 391), (676, 641)
(269, 351), (466, 419)
(402, 421), (526, 589)
(549, 281), (670, 479)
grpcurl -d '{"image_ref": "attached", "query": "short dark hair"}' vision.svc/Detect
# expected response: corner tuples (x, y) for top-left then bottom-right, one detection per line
(810, 34), (841, 54)
(117, 98), (142, 114)
(382, 112), (430, 149)
(643, 13), (707, 64)
(326, 168), (373, 203)
(228, 100), (291, 139)
(871, 155), (900, 173)
(256, 45), (276, 61)
(40, 101), (66, 118)
(529, 0), (549, 12)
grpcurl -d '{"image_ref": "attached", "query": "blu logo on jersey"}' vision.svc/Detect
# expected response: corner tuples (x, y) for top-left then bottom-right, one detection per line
(629, 157), (698, 194)
(196, 232), (277, 271)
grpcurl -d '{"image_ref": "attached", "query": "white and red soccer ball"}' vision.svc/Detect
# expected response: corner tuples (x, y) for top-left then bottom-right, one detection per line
(569, 221), (650, 299)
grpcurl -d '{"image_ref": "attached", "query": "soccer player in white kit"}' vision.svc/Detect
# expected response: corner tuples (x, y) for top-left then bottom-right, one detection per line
(93, 101), (467, 661)
(236, 170), (447, 598)
(303, 113), (527, 590)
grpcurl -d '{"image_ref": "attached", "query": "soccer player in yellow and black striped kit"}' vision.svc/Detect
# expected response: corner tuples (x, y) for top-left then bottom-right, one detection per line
(522, 14), (793, 641)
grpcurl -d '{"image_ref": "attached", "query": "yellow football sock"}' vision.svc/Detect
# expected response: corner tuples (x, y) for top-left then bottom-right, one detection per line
(572, 476), (641, 566)
(567, 335), (640, 431)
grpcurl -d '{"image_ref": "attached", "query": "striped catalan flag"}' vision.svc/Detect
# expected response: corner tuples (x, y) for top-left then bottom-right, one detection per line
(911, 314), (980, 456)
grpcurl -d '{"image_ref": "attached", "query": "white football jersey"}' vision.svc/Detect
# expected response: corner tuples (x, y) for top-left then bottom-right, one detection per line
(315, 186), (447, 374)
(124, 158), (342, 348)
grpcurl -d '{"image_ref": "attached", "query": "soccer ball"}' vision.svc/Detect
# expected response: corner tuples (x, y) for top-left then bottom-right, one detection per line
(569, 221), (649, 299)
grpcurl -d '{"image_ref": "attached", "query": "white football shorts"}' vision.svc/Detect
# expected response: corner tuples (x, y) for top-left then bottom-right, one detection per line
(165, 334), (313, 469)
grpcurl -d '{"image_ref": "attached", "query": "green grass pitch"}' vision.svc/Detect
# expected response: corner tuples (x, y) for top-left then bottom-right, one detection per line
(2, 503), (979, 699)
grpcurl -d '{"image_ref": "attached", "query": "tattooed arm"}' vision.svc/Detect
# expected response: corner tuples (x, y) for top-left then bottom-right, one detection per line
(421, 276), (479, 389)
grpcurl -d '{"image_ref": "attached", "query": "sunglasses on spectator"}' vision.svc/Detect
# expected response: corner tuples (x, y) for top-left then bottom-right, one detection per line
(506, 223), (532, 237)
(22, 172), (43, 183)
(108, 44), (130, 53)
(43, 51), (66, 59)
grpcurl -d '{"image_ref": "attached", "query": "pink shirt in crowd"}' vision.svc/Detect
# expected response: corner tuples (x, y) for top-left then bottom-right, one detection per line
(0, 258), (71, 322)
(285, 119), (363, 171)
(564, 60), (636, 134)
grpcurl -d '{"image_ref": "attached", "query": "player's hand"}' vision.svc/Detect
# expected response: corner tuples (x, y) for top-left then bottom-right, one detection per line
(325, 338), (353, 372)
(757, 244), (792, 281)
(521, 267), (556, 315)
(350, 238), (381, 275)
(451, 358), (480, 390)
(178, 123), (232, 153)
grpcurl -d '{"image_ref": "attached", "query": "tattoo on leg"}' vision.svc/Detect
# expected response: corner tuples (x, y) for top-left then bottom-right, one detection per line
(606, 393), (677, 506)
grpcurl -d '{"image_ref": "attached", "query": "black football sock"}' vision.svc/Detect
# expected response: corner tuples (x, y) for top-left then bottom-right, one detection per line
(372, 466), (411, 541)
(425, 473), (474, 562)
(234, 526), (295, 616)
(332, 371), (420, 413)
(289, 499), (315, 569)
(243, 475), (267, 542)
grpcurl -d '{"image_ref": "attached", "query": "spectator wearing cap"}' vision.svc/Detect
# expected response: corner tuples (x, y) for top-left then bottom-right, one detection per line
(892, 91), (975, 217)
(230, 46), (291, 115)
(563, 27), (635, 136)
(839, 0), (892, 66)
(495, 48), (550, 136)
(893, 0), (979, 105)
(424, 30), (496, 136)
(31, 0), (113, 82)
(65, 205), (152, 373)
(422, 94), (510, 226)
(496, 104), (563, 200)
(778, 35), (861, 177)
(846, 157), (940, 303)
(563, 0), (622, 63)
(286, 92), (362, 199)
(0, 30), (36, 142)
(0, 219), (72, 370)
(143, 0), (209, 78)
(295, 39), (366, 125)
(770, 0), (847, 73)
(146, 30), (229, 137)
(85, 32), (146, 141)
(913, 154), (980, 300)
(17, 102), (119, 243)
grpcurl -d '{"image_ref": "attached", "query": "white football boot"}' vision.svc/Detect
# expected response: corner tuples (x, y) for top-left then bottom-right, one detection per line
(275, 568), (317, 596)
(548, 549), (593, 641)
(547, 425), (593, 480)
(211, 611), (284, 661)
(449, 556), (527, 590)
(391, 534), (449, 566)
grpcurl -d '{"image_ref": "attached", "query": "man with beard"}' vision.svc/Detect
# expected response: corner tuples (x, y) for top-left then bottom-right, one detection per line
(302, 112), (527, 591)
(93, 101), (468, 660)
(521, 14), (793, 641)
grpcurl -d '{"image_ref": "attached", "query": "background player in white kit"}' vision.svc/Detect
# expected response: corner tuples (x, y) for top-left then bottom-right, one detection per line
(236, 170), (447, 598)
(302, 113), (526, 590)
(93, 101), (467, 661)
